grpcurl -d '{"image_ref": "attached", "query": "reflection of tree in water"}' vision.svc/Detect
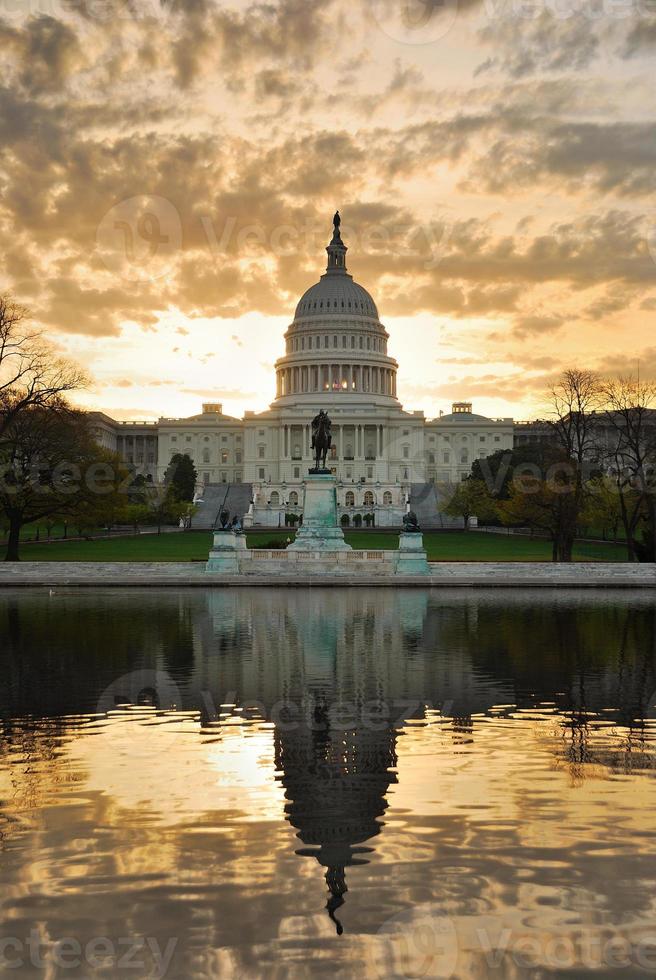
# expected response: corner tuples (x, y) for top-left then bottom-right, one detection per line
(274, 693), (397, 935)
(428, 597), (656, 778)
(0, 592), (201, 718)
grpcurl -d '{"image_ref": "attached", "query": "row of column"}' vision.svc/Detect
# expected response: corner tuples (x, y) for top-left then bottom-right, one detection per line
(277, 364), (397, 397)
(281, 424), (386, 460)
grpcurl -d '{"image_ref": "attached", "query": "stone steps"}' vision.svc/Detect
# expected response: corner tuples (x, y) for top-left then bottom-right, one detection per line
(193, 483), (253, 528)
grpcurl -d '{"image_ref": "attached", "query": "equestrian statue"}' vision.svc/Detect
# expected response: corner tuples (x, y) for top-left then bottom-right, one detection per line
(311, 409), (332, 472)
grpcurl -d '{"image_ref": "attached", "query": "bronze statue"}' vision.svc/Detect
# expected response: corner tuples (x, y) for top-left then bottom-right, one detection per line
(403, 510), (420, 532)
(333, 210), (340, 230)
(311, 409), (332, 472)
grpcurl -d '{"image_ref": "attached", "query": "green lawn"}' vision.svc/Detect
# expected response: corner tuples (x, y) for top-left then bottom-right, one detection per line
(4, 528), (628, 562)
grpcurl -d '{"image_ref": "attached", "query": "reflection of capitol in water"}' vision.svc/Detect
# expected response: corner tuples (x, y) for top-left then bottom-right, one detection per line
(196, 589), (515, 930)
(2, 588), (656, 973)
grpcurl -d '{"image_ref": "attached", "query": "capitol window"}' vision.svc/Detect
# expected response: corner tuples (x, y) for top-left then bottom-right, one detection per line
(221, 451), (228, 463)
(364, 491), (374, 506)
(345, 491), (355, 506)
(383, 491), (392, 505)
(203, 450), (210, 463)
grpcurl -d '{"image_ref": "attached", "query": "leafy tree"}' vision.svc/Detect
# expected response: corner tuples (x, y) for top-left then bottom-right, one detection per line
(0, 402), (113, 560)
(443, 478), (498, 531)
(581, 477), (624, 542)
(145, 484), (185, 534)
(125, 503), (150, 535)
(470, 444), (550, 500)
(498, 472), (580, 561)
(165, 453), (197, 502)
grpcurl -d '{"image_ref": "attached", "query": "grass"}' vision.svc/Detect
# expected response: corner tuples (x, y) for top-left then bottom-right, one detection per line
(4, 528), (628, 562)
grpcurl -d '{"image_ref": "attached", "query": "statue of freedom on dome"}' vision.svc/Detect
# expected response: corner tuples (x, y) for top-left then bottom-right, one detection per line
(333, 210), (340, 231)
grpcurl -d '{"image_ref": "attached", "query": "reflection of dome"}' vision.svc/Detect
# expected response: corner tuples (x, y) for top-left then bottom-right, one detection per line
(275, 693), (398, 935)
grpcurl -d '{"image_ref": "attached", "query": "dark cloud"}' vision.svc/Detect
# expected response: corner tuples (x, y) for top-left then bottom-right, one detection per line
(477, 12), (602, 78)
(623, 17), (656, 57)
(0, 15), (84, 94)
(512, 314), (565, 338)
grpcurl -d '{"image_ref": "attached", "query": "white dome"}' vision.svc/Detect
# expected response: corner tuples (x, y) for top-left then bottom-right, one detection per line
(294, 276), (378, 320)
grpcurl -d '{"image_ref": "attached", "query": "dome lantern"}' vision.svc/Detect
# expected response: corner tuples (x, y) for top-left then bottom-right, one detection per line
(326, 210), (348, 275)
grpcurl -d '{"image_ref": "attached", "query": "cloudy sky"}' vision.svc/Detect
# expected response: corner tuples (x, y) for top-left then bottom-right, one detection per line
(1, 0), (655, 422)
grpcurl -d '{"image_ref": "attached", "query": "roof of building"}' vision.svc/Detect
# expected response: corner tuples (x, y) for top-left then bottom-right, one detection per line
(435, 411), (493, 423)
(294, 277), (378, 320)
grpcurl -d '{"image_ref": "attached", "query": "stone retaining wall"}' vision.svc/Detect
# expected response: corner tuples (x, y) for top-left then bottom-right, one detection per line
(0, 561), (654, 588)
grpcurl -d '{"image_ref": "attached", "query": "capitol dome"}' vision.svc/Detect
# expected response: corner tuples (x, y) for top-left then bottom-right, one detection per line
(274, 213), (398, 407)
(294, 277), (378, 320)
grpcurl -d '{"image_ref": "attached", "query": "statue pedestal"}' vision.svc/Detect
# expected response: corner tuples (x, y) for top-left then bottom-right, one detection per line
(396, 531), (430, 575)
(287, 474), (351, 552)
(206, 530), (247, 573)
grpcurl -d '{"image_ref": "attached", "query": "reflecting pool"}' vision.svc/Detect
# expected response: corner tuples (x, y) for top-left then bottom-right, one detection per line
(1, 588), (656, 978)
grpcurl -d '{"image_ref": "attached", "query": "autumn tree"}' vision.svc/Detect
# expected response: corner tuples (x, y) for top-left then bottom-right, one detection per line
(443, 478), (498, 531)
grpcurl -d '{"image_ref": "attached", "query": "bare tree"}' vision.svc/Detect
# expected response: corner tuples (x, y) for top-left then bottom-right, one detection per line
(601, 376), (656, 562)
(0, 295), (87, 441)
(547, 369), (604, 561)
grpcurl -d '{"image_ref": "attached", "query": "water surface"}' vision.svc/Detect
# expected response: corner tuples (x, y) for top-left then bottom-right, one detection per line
(1, 588), (656, 978)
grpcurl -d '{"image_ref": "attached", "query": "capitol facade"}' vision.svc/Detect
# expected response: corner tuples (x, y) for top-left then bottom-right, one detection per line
(93, 217), (515, 527)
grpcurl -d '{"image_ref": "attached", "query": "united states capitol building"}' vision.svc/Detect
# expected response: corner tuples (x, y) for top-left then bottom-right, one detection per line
(93, 217), (516, 527)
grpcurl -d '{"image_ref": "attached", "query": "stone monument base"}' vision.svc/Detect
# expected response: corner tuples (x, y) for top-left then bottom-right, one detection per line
(287, 473), (351, 552)
(206, 474), (430, 576)
(396, 531), (430, 575)
(206, 529), (247, 573)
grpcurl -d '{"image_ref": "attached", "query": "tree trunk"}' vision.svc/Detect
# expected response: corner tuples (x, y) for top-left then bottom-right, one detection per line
(4, 517), (21, 562)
